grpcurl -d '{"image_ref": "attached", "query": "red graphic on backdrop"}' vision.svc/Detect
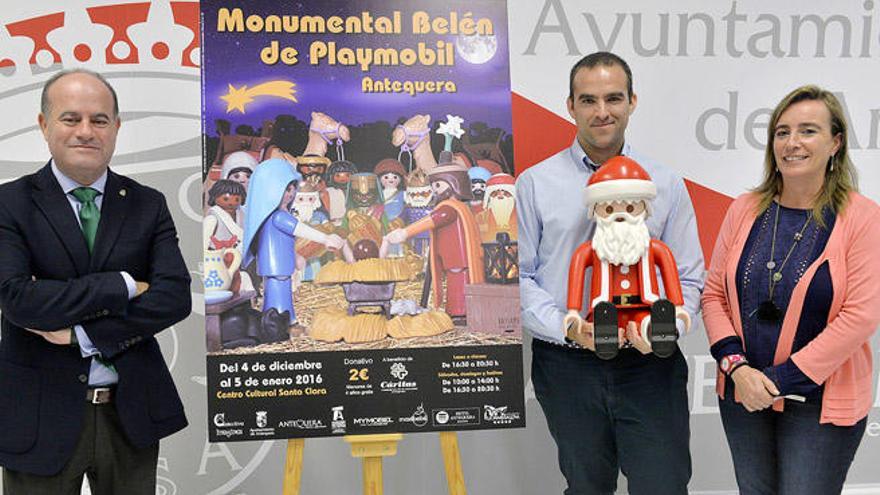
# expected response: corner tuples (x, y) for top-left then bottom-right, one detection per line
(0, 2), (200, 72)
(511, 92), (577, 174)
(5, 13), (65, 65)
(87, 3), (151, 64)
(170, 1), (200, 68)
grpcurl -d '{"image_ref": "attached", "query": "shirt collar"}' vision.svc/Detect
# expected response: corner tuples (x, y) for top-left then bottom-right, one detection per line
(50, 160), (107, 195)
(569, 140), (632, 172)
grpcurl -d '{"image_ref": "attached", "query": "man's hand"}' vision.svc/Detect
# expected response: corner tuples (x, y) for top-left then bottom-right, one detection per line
(731, 365), (779, 412)
(135, 281), (150, 297)
(26, 328), (72, 345)
(563, 311), (595, 350)
(624, 321), (652, 355)
(675, 305), (691, 333)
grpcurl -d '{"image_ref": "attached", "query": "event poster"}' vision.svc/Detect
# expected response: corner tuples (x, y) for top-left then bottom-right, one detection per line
(201, 0), (524, 441)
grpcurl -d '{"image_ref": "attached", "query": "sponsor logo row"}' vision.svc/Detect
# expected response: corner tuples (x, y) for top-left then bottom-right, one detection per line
(213, 403), (521, 438)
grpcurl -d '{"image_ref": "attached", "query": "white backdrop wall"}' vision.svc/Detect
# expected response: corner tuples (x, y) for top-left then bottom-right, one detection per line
(0, 1), (878, 494)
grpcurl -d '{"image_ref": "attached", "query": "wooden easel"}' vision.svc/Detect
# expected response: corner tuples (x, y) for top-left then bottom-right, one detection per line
(281, 432), (466, 495)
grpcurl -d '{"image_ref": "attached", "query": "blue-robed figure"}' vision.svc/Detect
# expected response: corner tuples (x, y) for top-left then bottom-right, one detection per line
(242, 159), (344, 325)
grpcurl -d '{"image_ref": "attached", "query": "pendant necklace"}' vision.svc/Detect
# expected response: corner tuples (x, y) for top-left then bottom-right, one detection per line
(756, 203), (812, 322)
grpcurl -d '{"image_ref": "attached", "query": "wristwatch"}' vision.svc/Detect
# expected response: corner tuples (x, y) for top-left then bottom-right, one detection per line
(720, 354), (748, 376)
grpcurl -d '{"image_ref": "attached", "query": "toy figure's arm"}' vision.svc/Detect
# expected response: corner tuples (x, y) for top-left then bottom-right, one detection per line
(292, 221), (328, 244)
(272, 210), (343, 248)
(651, 239), (690, 331)
(407, 204), (456, 236)
(516, 174), (568, 344)
(387, 204), (456, 244)
(388, 213), (428, 244)
(564, 242), (594, 339)
(203, 215), (218, 250)
(566, 242), (594, 312)
(319, 188), (331, 212)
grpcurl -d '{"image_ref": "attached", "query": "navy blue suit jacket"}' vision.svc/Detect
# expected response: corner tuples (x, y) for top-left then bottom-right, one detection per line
(0, 163), (191, 475)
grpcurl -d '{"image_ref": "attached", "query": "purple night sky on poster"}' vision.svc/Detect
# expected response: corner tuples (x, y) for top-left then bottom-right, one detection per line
(201, 0), (512, 138)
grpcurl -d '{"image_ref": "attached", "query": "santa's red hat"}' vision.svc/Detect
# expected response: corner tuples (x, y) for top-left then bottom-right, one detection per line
(584, 156), (656, 217)
(483, 173), (516, 208)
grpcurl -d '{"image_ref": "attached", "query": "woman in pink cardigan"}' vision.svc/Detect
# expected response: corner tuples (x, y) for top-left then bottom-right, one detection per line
(703, 85), (880, 494)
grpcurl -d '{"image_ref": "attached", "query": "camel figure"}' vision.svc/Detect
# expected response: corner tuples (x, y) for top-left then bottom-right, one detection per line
(304, 111), (350, 159)
(266, 111), (350, 163)
(392, 114), (437, 174)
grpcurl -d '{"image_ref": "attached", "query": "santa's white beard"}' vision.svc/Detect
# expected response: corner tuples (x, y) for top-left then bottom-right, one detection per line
(488, 197), (515, 227)
(292, 202), (318, 221)
(593, 212), (650, 266)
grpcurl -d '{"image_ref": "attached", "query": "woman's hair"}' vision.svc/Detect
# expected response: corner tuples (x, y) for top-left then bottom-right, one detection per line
(207, 179), (247, 206)
(753, 85), (858, 225)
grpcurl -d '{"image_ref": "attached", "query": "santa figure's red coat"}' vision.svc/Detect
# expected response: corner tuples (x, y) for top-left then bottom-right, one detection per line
(567, 239), (684, 329)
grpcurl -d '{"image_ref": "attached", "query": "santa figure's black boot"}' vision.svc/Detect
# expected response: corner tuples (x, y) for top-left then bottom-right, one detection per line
(649, 299), (678, 358)
(593, 302), (619, 360)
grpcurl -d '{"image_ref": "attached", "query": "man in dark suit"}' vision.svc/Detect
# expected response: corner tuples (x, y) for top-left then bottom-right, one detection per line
(0, 69), (191, 494)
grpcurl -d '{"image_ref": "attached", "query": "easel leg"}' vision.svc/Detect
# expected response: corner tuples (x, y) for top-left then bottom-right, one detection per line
(439, 432), (467, 495)
(282, 438), (304, 495)
(345, 434), (403, 495)
(362, 456), (384, 495)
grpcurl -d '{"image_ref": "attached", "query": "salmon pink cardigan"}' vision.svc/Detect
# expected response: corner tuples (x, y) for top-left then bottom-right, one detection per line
(703, 192), (880, 426)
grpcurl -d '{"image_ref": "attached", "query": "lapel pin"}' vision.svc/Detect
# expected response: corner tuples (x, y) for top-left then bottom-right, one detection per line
(119, 189), (126, 197)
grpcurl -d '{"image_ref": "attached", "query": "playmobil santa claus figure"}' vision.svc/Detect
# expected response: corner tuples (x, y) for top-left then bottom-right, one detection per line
(564, 156), (690, 360)
(476, 173), (517, 243)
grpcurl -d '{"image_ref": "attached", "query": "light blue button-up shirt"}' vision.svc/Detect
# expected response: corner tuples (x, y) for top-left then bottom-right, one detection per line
(516, 140), (705, 344)
(51, 162), (136, 386)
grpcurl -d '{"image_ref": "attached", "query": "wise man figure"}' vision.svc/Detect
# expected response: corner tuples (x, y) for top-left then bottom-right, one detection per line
(343, 172), (385, 255)
(383, 151), (484, 323)
(290, 181), (331, 282)
(402, 169), (433, 256)
(325, 160), (355, 226)
(467, 165), (491, 213)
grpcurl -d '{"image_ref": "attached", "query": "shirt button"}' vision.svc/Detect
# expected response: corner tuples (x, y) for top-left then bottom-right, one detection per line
(620, 266), (630, 274)
(78, 374), (88, 383)
(620, 280), (631, 290)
